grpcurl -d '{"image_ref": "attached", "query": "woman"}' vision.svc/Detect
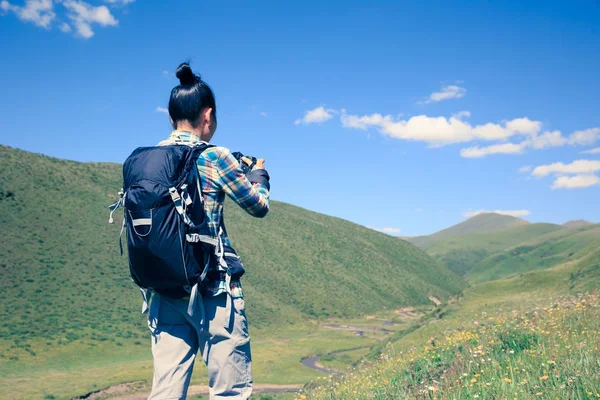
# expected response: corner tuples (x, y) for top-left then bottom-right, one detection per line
(147, 62), (270, 400)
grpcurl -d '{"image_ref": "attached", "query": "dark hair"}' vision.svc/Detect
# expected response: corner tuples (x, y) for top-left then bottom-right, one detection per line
(168, 62), (216, 129)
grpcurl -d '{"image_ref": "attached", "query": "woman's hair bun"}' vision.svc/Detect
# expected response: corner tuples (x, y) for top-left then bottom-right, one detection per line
(176, 62), (200, 85)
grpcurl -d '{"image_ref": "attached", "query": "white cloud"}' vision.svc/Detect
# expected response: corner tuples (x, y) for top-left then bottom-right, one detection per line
(1, 0), (55, 28)
(460, 142), (526, 158)
(1, 0), (125, 38)
(582, 147), (600, 154)
(104, 0), (134, 5)
(368, 227), (402, 235)
(62, 0), (118, 39)
(295, 106), (335, 125)
(453, 110), (471, 119)
(552, 174), (600, 190)
(340, 108), (596, 159)
(342, 111), (543, 147)
(531, 159), (600, 190)
(519, 165), (532, 173)
(156, 106), (168, 114)
(568, 128), (600, 146)
(423, 85), (467, 104)
(528, 130), (567, 149)
(462, 130), (570, 158)
(505, 118), (543, 135)
(532, 160), (600, 178)
(459, 130), (568, 158)
(463, 209), (531, 218)
(260, 112), (268, 117)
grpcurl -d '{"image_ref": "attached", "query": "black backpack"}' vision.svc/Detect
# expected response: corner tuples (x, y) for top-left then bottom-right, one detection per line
(108, 143), (216, 311)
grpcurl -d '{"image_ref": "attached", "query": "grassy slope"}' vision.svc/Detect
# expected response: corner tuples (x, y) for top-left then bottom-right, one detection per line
(307, 293), (600, 399)
(563, 219), (594, 229)
(304, 240), (600, 399)
(468, 224), (600, 283)
(425, 223), (565, 276)
(409, 213), (599, 284)
(407, 213), (529, 248)
(0, 145), (464, 398)
(225, 199), (465, 325)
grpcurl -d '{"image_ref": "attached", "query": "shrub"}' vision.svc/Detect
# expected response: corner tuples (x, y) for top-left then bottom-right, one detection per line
(497, 328), (540, 353)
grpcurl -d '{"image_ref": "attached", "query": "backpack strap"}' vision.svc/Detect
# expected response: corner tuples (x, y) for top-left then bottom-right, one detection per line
(108, 190), (127, 255)
(140, 287), (151, 314)
(180, 183), (193, 206)
(168, 143), (213, 228)
(168, 187), (194, 226)
(108, 189), (125, 224)
(216, 227), (228, 270)
(187, 283), (201, 317)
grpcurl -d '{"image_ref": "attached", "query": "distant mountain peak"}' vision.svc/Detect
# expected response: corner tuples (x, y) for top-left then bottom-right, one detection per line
(563, 220), (594, 229)
(464, 211), (530, 221)
(407, 212), (529, 248)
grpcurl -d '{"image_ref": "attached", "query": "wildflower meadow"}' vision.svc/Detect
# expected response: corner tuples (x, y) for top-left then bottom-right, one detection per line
(300, 293), (600, 400)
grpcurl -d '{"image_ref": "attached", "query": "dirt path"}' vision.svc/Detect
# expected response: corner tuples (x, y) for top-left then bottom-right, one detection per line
(429, 296), (442, 306)
(394, 306), (421, 318)
(320, 323), (394, 336)
(74, 383), (302, 400)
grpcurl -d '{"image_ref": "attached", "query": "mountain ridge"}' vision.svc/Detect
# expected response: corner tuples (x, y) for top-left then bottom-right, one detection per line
(563, 219), (594, 229)
(405, 212), (529, 248)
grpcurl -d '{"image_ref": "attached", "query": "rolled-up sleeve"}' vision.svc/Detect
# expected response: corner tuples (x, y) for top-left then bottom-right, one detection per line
(216, 148), (270, 218)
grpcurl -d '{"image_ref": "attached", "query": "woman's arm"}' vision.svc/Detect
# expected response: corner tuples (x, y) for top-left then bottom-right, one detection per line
(216, 148), (270, 218)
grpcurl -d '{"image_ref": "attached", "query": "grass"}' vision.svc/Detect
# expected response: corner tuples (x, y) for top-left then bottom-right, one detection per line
(299, 245), (600, 399)
(301, 276), (600, 399)
(0, 325), (335, 399)
(0, 312), (418, 399)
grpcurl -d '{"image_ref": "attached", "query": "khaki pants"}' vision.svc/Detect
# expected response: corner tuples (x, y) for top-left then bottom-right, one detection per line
(147, 292), (252, 400)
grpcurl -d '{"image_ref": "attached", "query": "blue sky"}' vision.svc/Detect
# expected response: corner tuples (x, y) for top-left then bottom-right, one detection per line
(1, 0), (599, 235)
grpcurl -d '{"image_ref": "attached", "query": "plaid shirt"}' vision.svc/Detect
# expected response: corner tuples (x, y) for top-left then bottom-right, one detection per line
(158, 130), (270, 298)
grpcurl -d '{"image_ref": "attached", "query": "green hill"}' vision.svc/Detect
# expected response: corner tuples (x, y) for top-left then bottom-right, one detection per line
(468, 223), (600, 283)
(0, 144), (463, 359)
(413, 215), (600, 283)
(303, 227), (600, 400)
(563, 219), (594, 229)
(426, 223), (564, 276)
(406, 213), (529, 248)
